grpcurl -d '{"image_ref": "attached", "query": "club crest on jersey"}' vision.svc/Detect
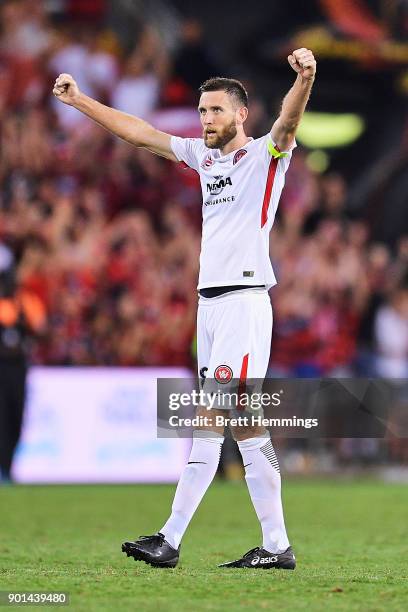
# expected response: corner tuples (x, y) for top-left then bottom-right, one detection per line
(214, 365), (233, 383)
(206, 175), (232, 195)
(233, 148), (247, 165)
(201, 154), (214, 169)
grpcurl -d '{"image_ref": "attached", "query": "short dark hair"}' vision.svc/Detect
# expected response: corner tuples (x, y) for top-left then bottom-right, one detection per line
(199, 77), (248, 108)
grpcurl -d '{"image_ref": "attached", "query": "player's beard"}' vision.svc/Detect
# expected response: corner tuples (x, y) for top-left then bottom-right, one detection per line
(204, 120), (237, 149)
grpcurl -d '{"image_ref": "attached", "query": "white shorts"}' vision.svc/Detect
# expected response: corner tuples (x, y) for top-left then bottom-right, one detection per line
(197, 288), (272, 407)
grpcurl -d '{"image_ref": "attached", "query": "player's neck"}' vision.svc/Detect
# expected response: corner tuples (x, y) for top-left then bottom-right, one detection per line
(219, 132), (251, 156)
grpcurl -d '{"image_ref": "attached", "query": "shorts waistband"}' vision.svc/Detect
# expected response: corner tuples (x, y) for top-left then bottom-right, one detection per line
(198, 286), (268, 305)
(199, 284), (265, 298)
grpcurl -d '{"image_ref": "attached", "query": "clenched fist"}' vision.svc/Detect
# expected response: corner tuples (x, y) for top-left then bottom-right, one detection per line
(52, 73), (80, 105)
(288, 48), (316, 81)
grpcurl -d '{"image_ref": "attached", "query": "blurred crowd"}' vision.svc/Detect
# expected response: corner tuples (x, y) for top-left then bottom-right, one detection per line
(0, 0), (407, 376)
(270, 161), (408, 378)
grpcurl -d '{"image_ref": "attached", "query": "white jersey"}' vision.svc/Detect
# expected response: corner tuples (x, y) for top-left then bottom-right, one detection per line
(170, 133), (295, 290)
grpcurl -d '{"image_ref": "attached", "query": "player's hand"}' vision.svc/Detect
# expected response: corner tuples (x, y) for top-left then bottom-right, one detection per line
(52, 73), (80, 105)
(288, 48), (316, 81)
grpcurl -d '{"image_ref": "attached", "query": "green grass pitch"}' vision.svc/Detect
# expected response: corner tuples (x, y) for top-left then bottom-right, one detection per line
(1, 480), (407, 611)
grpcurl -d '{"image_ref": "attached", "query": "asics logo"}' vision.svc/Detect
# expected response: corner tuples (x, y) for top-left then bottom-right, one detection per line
(251, 555), (278, 565)
(261, 556), (278, 564)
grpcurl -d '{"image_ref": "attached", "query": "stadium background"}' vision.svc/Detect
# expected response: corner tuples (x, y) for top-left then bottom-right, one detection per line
(1, 2), (408, 610)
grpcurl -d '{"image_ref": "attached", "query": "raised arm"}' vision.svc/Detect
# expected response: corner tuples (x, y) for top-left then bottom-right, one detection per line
(52, 73), (178, 161)
(271, 48), (316, 152)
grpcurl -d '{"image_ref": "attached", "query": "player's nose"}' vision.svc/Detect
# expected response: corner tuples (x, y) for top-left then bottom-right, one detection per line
(203, 113), (214, 125)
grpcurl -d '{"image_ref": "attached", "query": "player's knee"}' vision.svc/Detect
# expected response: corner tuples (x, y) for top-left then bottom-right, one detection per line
(194, 406), (225, 435)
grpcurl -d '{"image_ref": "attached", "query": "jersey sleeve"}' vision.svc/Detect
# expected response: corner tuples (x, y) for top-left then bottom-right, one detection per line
(170, 136), (206, 172)
(254, 133), (297, 174)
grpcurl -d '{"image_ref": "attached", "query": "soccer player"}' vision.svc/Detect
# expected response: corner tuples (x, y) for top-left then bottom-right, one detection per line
(53, 47), (316, 569)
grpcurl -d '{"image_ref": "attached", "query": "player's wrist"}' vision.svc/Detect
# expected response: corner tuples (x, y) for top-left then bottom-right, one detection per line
(72, 91), (86, 110)
(299, 74), (315, 85)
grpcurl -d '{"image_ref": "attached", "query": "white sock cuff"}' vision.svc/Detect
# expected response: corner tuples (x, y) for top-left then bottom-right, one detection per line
(237, 433), (270, 452)
(192, 430), (224, 445)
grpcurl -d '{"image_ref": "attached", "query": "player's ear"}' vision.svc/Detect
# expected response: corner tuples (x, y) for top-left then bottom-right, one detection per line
(236, 106), (248, 126)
